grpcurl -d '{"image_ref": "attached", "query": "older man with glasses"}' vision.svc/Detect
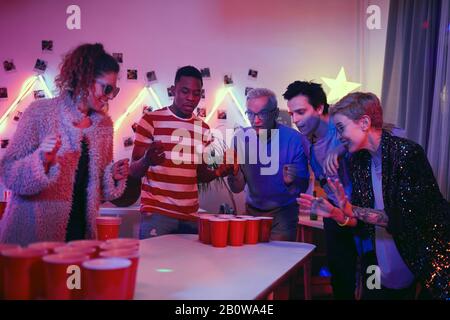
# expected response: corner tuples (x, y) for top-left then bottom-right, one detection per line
(226, 88), (309, 241)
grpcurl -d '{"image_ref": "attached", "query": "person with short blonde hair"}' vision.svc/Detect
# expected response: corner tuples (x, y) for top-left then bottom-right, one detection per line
(330, 92), (383, 129)
(300, 91), (449, 299)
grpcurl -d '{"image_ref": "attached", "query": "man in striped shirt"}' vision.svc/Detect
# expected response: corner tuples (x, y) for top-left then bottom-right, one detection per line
(129, 66), (234, 238)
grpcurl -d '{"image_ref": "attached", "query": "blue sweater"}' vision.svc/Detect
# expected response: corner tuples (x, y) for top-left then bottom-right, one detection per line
(234, 123), (309, 210)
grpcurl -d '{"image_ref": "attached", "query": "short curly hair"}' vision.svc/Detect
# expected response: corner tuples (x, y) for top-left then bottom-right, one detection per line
(282, 81), (329, 115)
(55, 43), (119, 100)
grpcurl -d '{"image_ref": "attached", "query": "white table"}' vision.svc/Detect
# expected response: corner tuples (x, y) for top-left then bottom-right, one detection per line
(134, 234), (315, 300)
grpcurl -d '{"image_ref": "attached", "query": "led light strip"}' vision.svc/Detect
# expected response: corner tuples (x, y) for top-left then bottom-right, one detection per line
(147, 87), (163, 109)
(204, 87), (228, 124)
(227, 88), (251, 127)
(0, 75), (53, 133)
(113, 87), (149, 132)
(205, 87), (250, 126)
(113, 86), (165, 133)
(38, 75), (54, 99)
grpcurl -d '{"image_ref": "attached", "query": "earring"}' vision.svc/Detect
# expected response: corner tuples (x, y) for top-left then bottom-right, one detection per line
(101, 103), (109, 114)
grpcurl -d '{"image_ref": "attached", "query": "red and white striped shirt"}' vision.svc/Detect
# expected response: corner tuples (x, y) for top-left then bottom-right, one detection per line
(134, 107), (211, 221)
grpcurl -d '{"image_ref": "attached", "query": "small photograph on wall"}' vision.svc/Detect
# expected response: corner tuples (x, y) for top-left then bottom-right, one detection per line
(245, 87), (254, 96)
(224, 74), (233, 86)
(1, 140), (9, 149)
(0, 87), (7, 99)
(34, 90), (45, 100)
(201, 88), (205, 99)
(146, 71), (157, 83)
(123, 136), (134, 148)
(127, 69), (138, 80)
(217, 109), (227, 120)
(34, 59), (48, 73)
(131, 122), (138, 133)
(113, 53), (123, 63)
(248, 69), (258, 79)
(13, 111), (23, 122)
(3, 59), (16, 72)
(142, 105), (153, 114)
(41, 40), (53, 52)
(201, 67), (211, 79)
(197, 107), (206, 118)
(167, 87), (174, 98)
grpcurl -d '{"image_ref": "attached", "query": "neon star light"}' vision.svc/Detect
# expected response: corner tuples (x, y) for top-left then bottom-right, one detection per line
(113, 86), (163, 132)
(321, 67), (361, 103)
(0, 75), (53, 132)
(204, 87), (251, 127)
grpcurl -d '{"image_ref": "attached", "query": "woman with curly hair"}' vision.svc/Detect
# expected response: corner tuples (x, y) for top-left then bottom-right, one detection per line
(0, 43), (129, 245)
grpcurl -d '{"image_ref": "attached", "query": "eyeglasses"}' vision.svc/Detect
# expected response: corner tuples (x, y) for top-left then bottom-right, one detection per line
(96, 80), (120, 99)
(245, 109), (278, 121)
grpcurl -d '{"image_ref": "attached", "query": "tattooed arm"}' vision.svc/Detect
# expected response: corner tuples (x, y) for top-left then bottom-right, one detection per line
(350, 206), (389, 227)
(327, 178), (389, 227)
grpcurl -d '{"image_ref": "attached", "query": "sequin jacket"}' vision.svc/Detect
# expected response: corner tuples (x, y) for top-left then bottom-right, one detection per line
(349, 131), (449, 300)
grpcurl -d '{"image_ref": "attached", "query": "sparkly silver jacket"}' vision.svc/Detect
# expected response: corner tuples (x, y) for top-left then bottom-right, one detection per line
(349, 131), (449, 300)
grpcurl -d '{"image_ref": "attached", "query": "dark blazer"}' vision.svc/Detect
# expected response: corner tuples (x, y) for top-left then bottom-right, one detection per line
(349, 131), (449, 300)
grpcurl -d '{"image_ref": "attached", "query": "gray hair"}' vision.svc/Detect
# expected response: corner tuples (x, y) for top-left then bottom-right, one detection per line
(246, 88), (278, 110)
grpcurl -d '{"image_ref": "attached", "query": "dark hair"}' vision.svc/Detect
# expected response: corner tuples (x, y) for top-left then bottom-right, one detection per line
(55, 43), (119, 99)
(174, 65), (203, 86)
(282, 81), (329, 115)
(331, 92), (383, 129)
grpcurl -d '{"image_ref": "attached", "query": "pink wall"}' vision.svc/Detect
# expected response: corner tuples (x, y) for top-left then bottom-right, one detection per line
(0, 0), (389, 212)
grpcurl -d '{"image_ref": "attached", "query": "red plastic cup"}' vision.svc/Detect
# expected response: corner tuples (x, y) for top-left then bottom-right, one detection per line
(228, 218), (247, 246)
(245, 217), (260, 245)
(82, 258), (131, 300)
(198, 215), (212, 244)
(68, 240), (103, 257)
(215, 214), (233, 219)
(96, 216), (122, 241)
(209, 218), (229, 248)
(0, 201), (6, 220)
(42, 253), (90, 300)
(99, 249), (139, 300)
(258, 217), (274, 242)
(102, 238), (139, 251)
(28, 241), (66, 254)
(54, 246), (97, 258)
(105, 238), (139, 246)
(0, 243), (21, 299)
(236, 215), (253, 219)
(1, 247), (47, 300)
(100, 242), (138, 252)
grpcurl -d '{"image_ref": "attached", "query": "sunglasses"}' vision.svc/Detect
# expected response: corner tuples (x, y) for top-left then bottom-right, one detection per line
(96, 80), (120, 99)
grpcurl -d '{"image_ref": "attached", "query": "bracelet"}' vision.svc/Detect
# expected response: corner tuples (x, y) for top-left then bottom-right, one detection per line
(331, 207), (351, 227)
(337, 216), (350, 227)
